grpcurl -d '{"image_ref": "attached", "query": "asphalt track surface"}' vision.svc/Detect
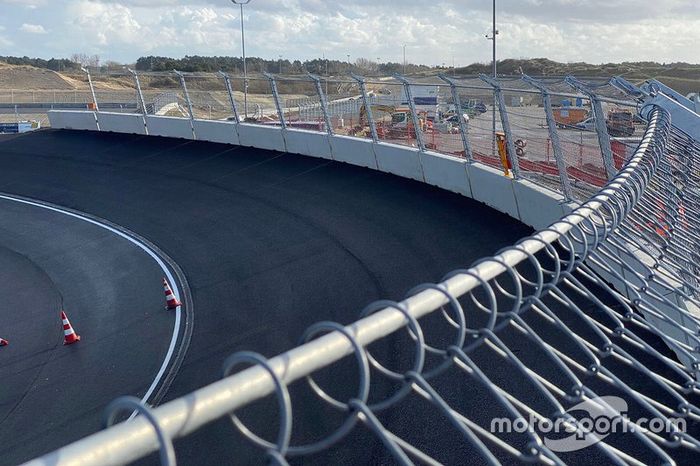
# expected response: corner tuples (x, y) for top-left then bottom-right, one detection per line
(0, 129), (535, 465)
(0, 195), (183, 466)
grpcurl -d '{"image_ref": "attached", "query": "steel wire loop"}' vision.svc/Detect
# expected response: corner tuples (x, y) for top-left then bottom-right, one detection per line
(102, 396), (176, 466)
(286, 321), (370, 455)
(222, 351), (293, 456)
(359, 300), (427, 411)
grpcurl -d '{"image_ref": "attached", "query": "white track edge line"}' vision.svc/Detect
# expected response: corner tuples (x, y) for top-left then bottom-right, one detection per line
(0, 193), (181, 415)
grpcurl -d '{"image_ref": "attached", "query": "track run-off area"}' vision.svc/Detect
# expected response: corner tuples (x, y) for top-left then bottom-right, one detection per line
(0, 129), (530, 465)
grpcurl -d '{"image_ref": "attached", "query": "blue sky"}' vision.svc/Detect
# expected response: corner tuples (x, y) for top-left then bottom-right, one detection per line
(0, 0), (698, 65)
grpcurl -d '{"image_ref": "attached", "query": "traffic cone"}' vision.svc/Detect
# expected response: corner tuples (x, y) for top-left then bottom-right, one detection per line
(163, 277), (181, 310)
(61, 310), (81, 345)
(0, 337), (8, 346)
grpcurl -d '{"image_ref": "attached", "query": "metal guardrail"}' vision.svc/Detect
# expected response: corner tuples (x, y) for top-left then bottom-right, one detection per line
(24, 104), (700, 464)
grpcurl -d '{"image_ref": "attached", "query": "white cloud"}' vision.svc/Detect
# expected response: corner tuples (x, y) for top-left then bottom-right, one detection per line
(20, 23), (47, 34)
(0, 0), (46, 9)
(0, 0), (698, 65)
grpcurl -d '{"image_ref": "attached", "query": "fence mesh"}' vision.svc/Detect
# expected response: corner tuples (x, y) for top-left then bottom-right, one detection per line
(26, 106), (700, 466)
(182, 74), (232, 121)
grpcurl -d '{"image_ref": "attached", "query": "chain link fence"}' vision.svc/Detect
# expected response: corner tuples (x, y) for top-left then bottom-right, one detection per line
(24, 104), (700, 466)
(9, 67), (700, 465)
(1, 70), (644, 205)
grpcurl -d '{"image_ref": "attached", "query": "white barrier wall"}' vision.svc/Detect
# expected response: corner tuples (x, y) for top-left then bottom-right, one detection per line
(237, 124), (286, 152)
(47, 110), (570, 230)
(467, 163), (521, 220)
(374, 143), (424, 182)
(329, 135), (378, 169)
(98, 112), (147, 135)
(145, 116), (194, 139)
(420, 151), (472, 198)
(48, 110), (99, 132)
(192, 119), (239, 145)
(284, 129), (332, 160)
(512, 180), (567, 230)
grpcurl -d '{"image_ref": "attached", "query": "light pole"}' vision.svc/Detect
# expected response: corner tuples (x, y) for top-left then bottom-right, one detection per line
(278, 55), (283, 74)
(402, 44), (407, 74)
(485, 0), (498, 156)
(231, 0), (251, 119)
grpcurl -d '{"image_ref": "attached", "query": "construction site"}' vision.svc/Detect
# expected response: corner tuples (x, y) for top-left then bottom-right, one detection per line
(0, 62), (652, 194)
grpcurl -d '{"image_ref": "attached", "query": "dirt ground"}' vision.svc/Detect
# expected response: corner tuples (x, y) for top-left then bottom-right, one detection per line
(0, 63), (77, 90)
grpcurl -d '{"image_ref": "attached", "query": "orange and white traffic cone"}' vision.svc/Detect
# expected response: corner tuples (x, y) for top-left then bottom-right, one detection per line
(0, 337), (8, 346)
(163, 277), (181, 310)
(61, 310), (81, 345)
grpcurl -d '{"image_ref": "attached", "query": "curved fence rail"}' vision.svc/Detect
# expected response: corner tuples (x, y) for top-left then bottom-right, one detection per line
(25, 105), (700, 464)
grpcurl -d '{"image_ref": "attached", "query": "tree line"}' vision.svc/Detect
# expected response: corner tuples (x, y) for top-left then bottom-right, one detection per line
(0, 55), (79, 71)
(134, 55), (431, 76)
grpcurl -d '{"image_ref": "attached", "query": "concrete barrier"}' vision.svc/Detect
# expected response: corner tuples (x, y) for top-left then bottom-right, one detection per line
(48, 110), (98, 131)
(98, 112), (147, 135)
(284, 129), (332, 160)
(421, 151), (472, 197)
(237, 124), (286, 152)
(374, 142), (424, 182)
(193, 119), (239, 145)
(512, 179), (566, 229)
(329, 135), (377, 169)
(467, 163), (520, 220)
(46, 110), (570, 230)
(145, 116), (194, 140)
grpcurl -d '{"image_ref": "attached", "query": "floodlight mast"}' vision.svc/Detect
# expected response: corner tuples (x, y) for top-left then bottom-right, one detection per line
(485, 0), (498, 157)
(231, 0), (252, 119)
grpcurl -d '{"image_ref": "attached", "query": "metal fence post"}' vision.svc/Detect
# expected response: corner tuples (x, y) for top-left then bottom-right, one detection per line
(439, 75), (473, 161)
(565, 77), (616, 180)
(218, 71), (241, 123)
(522, 75), (573, 200)
(218, 71), (241, 142)
(394, 74), (426, 152)
(307, 73), (333, 136)
(351, 73), (378, 143)
(82, 67), (99, 112)
(128, 68), (149, 135)
(128, 69), (147, 115)
(264, 72), (286, 129)
(174, 70), (196, 139)
(480, 74), (520, 177)
(81, 67), (100, 131)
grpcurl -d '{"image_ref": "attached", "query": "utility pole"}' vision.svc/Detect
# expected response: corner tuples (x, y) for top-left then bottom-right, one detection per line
(279, 55), (283, 74)
(323, 52), (328, 96)
(231, 0), (252, 119)
(486, 0), (498, 157)
(403, 44), (407, 75)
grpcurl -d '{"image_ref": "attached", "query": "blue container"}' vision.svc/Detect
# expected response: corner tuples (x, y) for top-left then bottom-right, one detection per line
(576, 97), (583, 107)
(561, 99), (571, 107)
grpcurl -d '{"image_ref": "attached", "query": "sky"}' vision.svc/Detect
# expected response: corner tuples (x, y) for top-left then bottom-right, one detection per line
(0, 0), (698, 66)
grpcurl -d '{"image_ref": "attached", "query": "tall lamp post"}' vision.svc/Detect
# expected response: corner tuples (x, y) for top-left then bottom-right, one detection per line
(486, 0), (498, 156)
(231, 0), (252, 119)
(402, 44), (407, 74)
